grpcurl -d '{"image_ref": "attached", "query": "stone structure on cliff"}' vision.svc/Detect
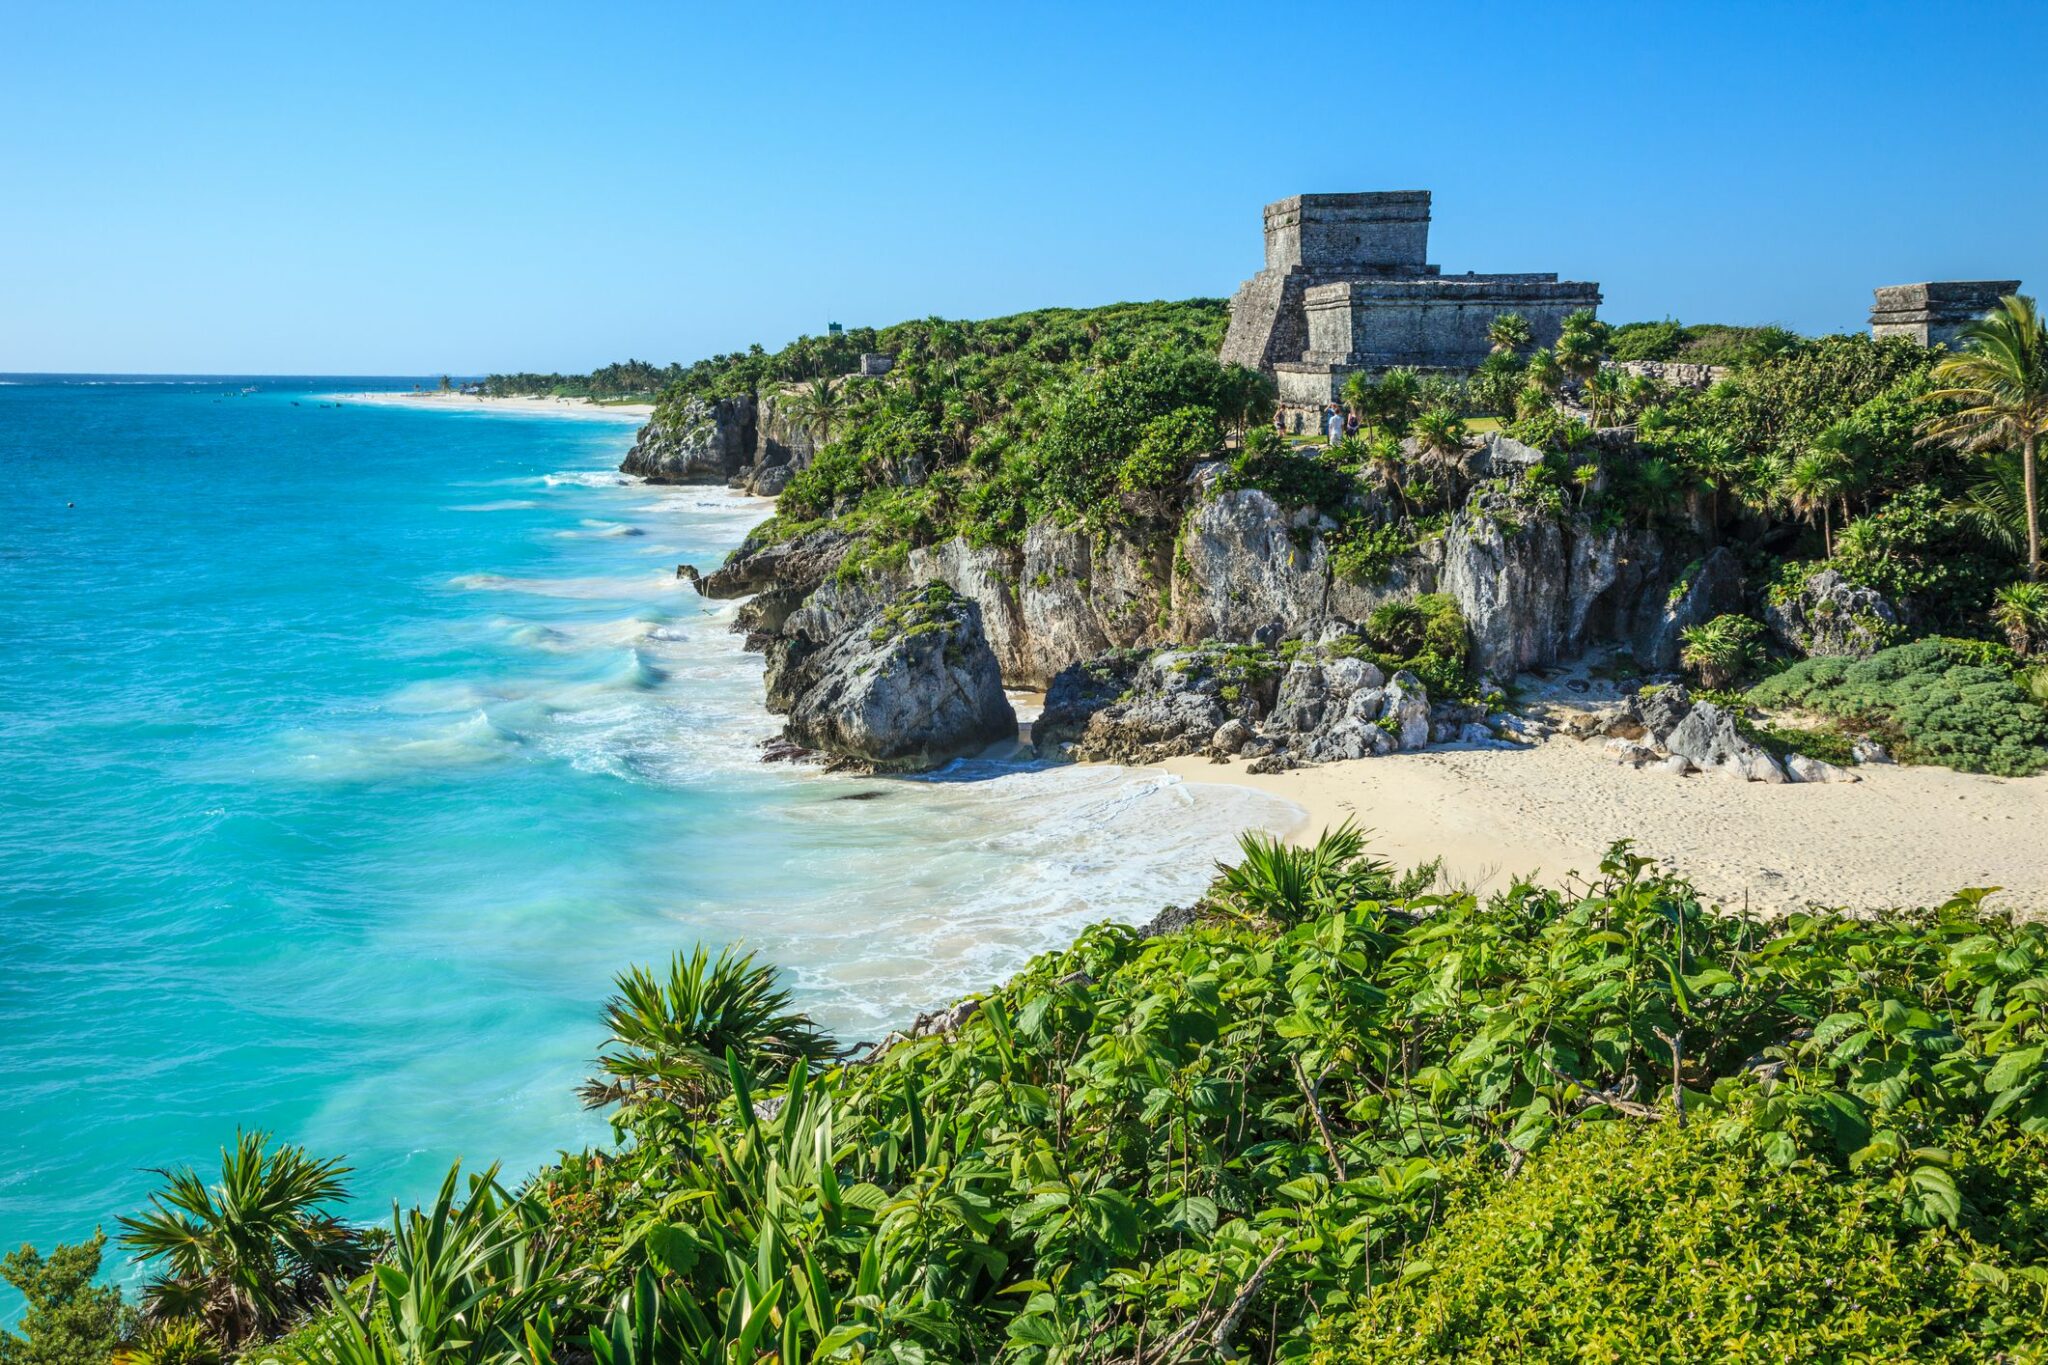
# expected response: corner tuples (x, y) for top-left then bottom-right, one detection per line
(1869, 281), (2021, 347)
(1219, 192), (1602, 423)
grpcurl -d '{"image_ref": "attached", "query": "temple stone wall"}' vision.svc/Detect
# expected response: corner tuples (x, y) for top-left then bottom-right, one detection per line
(1221, 190), (1600, 406)
(1870, 281), (2020, 347)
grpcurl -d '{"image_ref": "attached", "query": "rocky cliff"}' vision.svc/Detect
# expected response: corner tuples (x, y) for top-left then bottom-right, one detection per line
(622, 391), (821, 496)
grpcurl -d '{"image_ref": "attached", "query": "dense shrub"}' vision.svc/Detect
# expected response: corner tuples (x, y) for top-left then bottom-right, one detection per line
(1329, 1118), (2048, 1364)
(1749, 638), (2048, 775)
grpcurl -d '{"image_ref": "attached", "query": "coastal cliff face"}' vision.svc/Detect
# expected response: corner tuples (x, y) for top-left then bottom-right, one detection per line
(669, 423), (1749, 770)
(705, 486), (1722, 689)
(624, 393), (820, 495)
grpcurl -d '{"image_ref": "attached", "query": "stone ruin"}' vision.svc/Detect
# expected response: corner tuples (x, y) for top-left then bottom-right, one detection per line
(1869, 281), (2021, 347)
(1219, 191), (1601, 422)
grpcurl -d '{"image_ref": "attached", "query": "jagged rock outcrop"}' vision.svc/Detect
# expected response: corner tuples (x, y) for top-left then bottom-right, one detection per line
(1636, 547), (1745, 670)
(621, 397), (756, 483)
(1571, 684), (1814, 783)
(698, 527), (851, 599)
(1437, 497), (1728, 676)
(1173, 490), (1334, 641)
(1765, 569), (1900, 659)
(1038, 635), (1447, 770)
(780, 583), (1016, 771)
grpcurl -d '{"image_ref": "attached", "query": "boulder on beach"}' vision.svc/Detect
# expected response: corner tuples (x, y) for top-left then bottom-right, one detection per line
(781, 581), (1016, 771)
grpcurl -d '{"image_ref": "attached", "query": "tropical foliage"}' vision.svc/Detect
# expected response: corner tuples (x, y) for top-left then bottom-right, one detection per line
(113, 1136), (366, 1352)
(0, 1234), (134, 1365)
(1749, 637), (2048, 776)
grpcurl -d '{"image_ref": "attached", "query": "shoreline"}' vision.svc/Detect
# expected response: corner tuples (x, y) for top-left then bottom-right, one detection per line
(334, 390), (655, 420)
(1136, 738), (2048, 915)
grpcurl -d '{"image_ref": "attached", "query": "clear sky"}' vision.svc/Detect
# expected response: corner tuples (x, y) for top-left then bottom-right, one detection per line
(4, 1), (2043, 375)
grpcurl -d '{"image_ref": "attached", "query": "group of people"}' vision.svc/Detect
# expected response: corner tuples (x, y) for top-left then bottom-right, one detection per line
(1272, 403), (1360, 444)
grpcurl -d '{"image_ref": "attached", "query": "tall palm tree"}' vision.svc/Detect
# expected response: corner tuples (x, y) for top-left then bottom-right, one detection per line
(1524, 347), (1564, 395)
(787, 374), (846, 448)
(1408, 408), (1468, 469)
(1554, 329), (1602, 395)
(580, 945), (838, 1116)
(1585, 369), (1625, 428)
(1486, 311), (1533, 356)
(117, 1132), (366, 1349)
(1781, 450), (1847, 556)
(1921, 294), (2048, 579)
(1363, 434), (1409, 517)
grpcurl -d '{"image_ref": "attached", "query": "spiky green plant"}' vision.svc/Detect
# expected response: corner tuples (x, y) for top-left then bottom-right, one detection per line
(294, 1163), (567, 1365)
(116, 1133), (365, 1350)
(1212, 823), (1392, 926)
(579, 945), (838, 1115)
(1993, 582), (2048, 658)
(1679, 614), (1767, 689)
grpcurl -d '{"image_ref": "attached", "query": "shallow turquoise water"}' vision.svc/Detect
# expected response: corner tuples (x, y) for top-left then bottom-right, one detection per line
(0, 378), (1296, 1298)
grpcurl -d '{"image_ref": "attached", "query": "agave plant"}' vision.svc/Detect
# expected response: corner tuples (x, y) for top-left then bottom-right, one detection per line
(1212, 822), (1392, 925)
(295, 1163), (567, 1365)
(115, 1319), (222, 1365)
(117, 1132), (366, 1349)
(579, 945), (839, 1115)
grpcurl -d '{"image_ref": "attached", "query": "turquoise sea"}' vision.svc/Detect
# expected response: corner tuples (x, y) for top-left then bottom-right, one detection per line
(0, 378), (1297, 1302)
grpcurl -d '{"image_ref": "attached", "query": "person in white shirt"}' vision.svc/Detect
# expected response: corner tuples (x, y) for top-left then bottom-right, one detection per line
(1325, 406), (1345, 444)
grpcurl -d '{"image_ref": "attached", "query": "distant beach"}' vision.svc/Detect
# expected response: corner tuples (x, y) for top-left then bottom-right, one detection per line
(337, 390), (655, 419)
(1149, 738), (2048, 915)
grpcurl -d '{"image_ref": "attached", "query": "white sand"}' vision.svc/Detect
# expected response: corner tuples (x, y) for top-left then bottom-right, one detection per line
(335, 391), (654, 420)
(1161, 737), (2048, 915)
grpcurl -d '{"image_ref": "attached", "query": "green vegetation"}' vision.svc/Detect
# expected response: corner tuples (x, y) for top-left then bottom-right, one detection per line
(1606, 318), (1804, 367)
(482, 360), (684, 401)
(32, 836), (2048, 1362)
(0, 1235), (133, 1365)
(1678, 612), (1767, 689)
(1330, 1117), (2048, 1363)
(1749, 637), (2048, 775)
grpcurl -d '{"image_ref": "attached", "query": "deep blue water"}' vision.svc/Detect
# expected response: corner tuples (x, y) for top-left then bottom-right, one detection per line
(0, 377), (1295, 1304)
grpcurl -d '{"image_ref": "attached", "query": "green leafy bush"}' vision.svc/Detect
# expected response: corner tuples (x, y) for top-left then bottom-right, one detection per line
(1117, 405), (1221, 495)
(1329, 1118), (2048, 1364)
(1678, 612), (1767, 688)
(1749, 638), (2048, 775)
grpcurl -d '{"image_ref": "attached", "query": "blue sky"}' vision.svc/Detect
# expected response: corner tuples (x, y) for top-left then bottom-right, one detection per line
(4, 1), (2042, 375)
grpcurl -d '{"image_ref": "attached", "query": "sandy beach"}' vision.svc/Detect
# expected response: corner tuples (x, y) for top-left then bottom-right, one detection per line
(1162, 736), (2048, 915)
(337, 391), (655, 420)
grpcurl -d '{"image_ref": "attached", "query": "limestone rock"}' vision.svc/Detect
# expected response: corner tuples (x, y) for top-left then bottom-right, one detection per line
(781, 583), (1016, 771)
(1765, 569), (1899, 659)
(1786, 754), (1860, 784)
(1853, 738), (1895, 765)
(1172, 489), (1329, 642)
(1634, 547), (1745, 671)
(1665, 702), (1786, 782)
(1032, 650), (1150, 756)
(698, 527), (853, 599)
(1061, 649), (1259, 764)
(621, 397), (755, 483)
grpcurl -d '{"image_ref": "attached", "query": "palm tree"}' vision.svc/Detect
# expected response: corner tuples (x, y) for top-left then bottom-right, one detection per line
(1363, 434), (1409, 517)
(1486, 311), (1533, 356)
(786, 375), (846, 448)
(1950, 448), (2033, 555)
(1781, 450), (1847, 555)
(117, 1132), (366, 1349)
(1370, 367), (1422, 431)
(1585, 368), (1625, 428)
(1524, 347), (1564, 395)
(1554, 329), (1603, 395)
(1341, 369), (1377, 425)
(580, 945), (838, 1116)
(1408, 407), (1468, 468)
(1686, 432), (1745, 540)
(1921, 294), (2048, 579)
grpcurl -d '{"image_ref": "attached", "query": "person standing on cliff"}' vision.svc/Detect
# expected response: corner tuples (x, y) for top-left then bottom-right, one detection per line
(1325, 405), (1345, 445)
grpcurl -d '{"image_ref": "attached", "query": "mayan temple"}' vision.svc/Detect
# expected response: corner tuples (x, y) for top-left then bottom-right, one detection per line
(1220, 191), (1602, 418)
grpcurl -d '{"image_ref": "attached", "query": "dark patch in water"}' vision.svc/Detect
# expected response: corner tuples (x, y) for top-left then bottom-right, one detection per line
(837, 790), (889, 801)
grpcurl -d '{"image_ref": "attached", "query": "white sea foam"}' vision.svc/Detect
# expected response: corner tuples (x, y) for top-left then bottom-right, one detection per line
(448, 571), (685, 601)
(542, 470), (631, 488)
(552, 519), (644, 539)
(450, 499), (541, 512)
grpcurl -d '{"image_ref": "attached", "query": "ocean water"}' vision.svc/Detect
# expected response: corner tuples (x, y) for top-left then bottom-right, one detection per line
(0, 378), (1298, 1295)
